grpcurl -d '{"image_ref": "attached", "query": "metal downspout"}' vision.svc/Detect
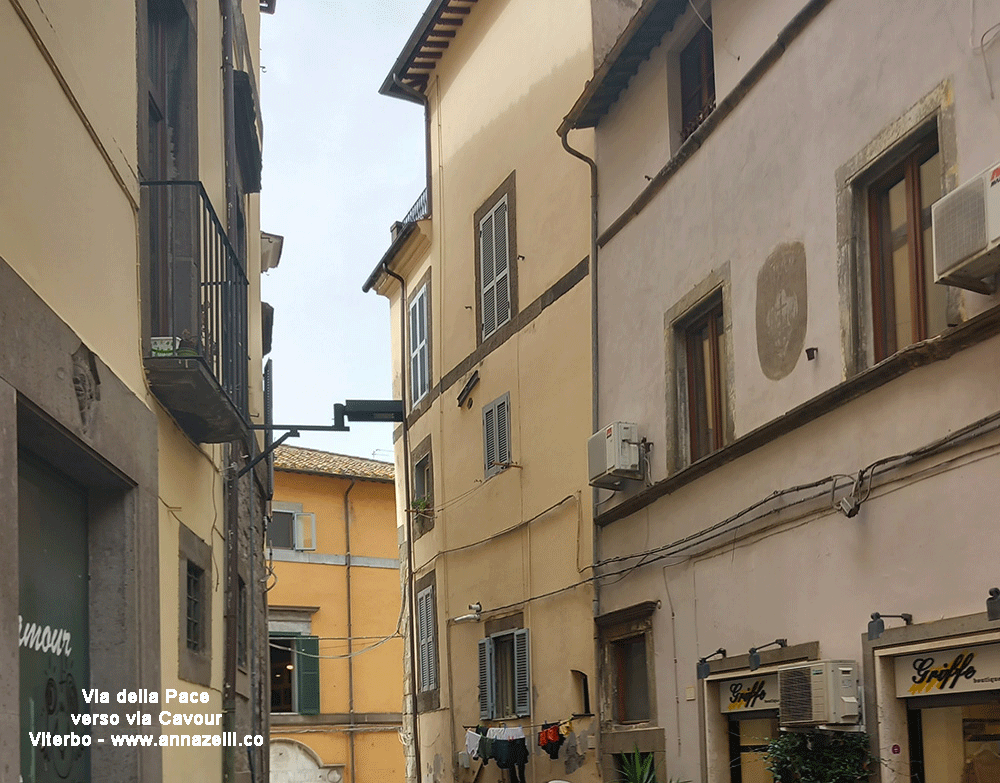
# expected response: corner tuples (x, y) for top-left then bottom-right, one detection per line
(384, 264), (420, 783)
(344, 479), (357, 783)
(559, 127), (603, 736)
(220, 2), (241, 782)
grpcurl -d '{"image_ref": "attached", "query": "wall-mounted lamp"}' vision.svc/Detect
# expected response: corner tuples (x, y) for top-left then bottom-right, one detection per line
(988, 589), (1000, 621)
(453, 602), (482, 624)
(696, 647), (727, 679)
(748, 638), (787, 671)
(867, 612), (913, 641)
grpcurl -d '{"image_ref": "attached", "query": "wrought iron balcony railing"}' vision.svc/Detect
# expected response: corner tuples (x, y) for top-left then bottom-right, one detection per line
(142, 180), (250, 442)
(403, 188), (430, 224)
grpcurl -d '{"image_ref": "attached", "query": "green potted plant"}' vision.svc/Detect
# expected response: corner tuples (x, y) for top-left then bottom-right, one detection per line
(765, 731), (875, 783)
(616, 747), (660, 783)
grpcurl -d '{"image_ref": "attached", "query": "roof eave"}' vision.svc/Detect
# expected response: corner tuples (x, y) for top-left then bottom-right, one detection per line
(378, 0), (451, 102)
(561, 0), (687, 133)
(362, 221), (419, 294)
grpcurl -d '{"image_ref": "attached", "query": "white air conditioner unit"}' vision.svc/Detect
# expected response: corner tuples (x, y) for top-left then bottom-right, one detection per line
(778, 660), (860, 727)
(588, 422), (642, 490)
(932, 162), (1000, 294)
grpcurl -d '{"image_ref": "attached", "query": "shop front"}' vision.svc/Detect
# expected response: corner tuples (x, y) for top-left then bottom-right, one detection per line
(718, 672), (780, 783)
(866, 615), (1000, 783)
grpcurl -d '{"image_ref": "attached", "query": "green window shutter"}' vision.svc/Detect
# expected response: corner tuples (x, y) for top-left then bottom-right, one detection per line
(478, 637), (494, 720)
(296, 635), (320, 715)
(514, 628), (530, 717)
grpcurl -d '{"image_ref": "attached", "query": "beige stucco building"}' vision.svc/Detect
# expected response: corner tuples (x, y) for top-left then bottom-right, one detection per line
(559, 0), (1000, 782)
(363, 2), (605, 782)
(2, 1), (275, 781)
(267, 446), (404, 783)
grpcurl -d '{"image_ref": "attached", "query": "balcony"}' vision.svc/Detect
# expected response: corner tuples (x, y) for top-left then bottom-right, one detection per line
(143, 181), (250, 443)
(403, 188), (429, 224)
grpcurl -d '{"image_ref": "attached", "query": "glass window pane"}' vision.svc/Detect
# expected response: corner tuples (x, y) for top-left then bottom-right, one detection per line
(269, 511), (293, 549)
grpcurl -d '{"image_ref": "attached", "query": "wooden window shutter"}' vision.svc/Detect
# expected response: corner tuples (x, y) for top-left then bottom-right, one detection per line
(478, 637), (494, 719)
(514, 629), (530, 717)
(483, 404), (496, 476)
(409, 287), (429, 405)
(496, 397), (509, 466)
(480, 195), (510, 340)
(417, 586), (436, 691)
(295, 636), (320, 715)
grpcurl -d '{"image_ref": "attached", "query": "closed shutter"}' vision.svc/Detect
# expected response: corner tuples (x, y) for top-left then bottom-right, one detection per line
(496, 396), (509, 466)
(480, 195), (510, 340)
(296, 636), (320, 715)
(514, 628), (530, 717)
(483, 404), (496, 475)
(483, 394), (510, 478)
(409, 287), (429, 405)
(417, 586), (436, 692)
(478, 637), (494, 720)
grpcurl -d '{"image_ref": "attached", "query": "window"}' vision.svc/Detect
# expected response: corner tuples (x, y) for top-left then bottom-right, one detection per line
(868, 129), (946, 362)
(269, 635), (320, 715)
(414, 571), (440, 711)
(412, 448), (434, 537)
(478, 628), (530, 719)
(683, 296), (729, 461)
(186, 561), (204, 651)
(269, 506), (316, 551)
(409, 284), (430, 405)
(679, 17), (715, 140)
(612, 635), (650, 723)
(596, 602), (657, 727)
(475, 173), (518, 343)
(417, 586), (438, 693)
(178, 522), (212, 686)
(482, 393), (511, 479)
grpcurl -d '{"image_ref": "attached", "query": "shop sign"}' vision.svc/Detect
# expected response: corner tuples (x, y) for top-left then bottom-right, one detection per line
(718, 673), (779, 713)
(894, 642), (1000, 697)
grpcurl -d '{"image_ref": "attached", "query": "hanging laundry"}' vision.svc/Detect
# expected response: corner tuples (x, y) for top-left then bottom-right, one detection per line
(466, 729), (482, 759)
(477, 734), (494, 765)
(558, 718), (573, 736)
(538, 722), (565, 760)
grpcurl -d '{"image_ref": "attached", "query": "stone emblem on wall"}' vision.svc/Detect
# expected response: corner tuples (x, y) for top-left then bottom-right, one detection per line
(756, 242), (808, 380)
(71, 343), (101, 433)
(270, 739), (344, 783)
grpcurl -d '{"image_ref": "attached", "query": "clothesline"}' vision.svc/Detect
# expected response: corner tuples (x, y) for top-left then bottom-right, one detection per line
(462, 716), (579, 731)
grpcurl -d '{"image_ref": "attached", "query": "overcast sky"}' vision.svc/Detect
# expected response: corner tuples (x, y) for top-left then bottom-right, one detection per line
(259, 1), (428, 461)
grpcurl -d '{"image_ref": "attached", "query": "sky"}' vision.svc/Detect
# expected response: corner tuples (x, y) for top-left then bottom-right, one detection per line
(259, 1), (429, 462)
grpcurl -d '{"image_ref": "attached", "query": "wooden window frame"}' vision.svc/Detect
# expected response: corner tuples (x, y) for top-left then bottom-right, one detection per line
(478, 625), (531, 720)
(482, 392), (511, 479)
(415, 570), (440, 712)
(473, 173), (518, 345)
(683, 297), (726, 461)
(611, 634), (651, 724)
(409, 283), (430, 406)
(417, 585), (438, 693)
(867, 132), (941, 363)
(679, 17), (716, 140)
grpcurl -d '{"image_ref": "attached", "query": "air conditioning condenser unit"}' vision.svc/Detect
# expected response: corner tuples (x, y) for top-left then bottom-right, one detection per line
(932, 162), (1000, 293)
(778, 660), (860, 727)
(588, 422), (642, 490)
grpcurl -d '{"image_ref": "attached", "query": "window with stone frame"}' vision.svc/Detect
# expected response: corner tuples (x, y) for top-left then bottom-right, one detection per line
(867, 126), (947, 362)
(474, 173), (518, 344)
(597, 602), (658, 727)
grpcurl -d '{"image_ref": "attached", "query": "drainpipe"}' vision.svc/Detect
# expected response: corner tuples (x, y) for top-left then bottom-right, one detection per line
(559, 126), (603, 737)
(221, 2), (241, 782)
(343, 479), (357, 783)
(383, 264), (421, 783)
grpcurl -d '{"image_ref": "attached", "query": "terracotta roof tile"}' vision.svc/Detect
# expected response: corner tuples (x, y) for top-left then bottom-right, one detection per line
(273, 445), (394, 482)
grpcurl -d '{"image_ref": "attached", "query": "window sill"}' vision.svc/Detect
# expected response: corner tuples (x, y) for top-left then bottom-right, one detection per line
(596, 302), (1000, 527)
